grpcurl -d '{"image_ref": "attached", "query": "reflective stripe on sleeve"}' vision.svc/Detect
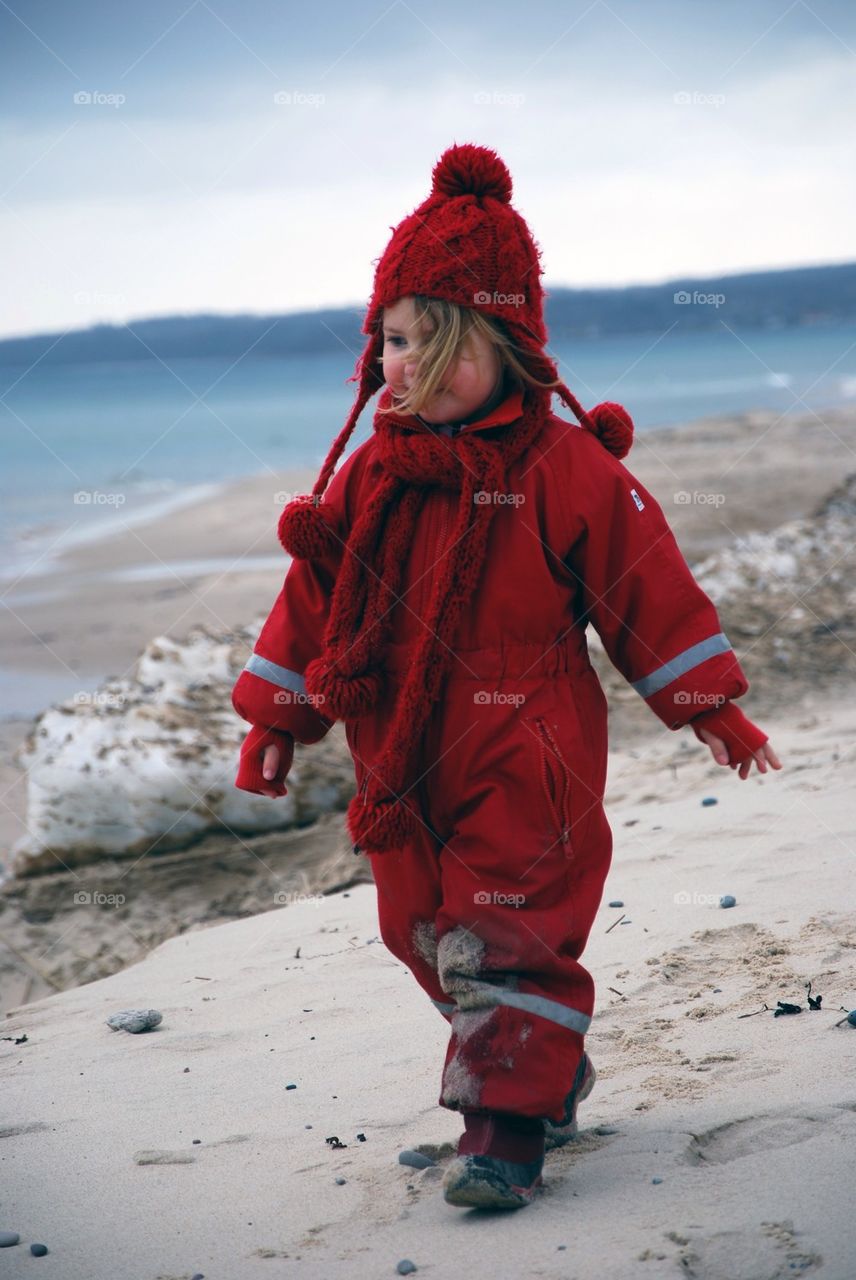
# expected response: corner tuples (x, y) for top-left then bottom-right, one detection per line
(244, 653), (306, 694)
(632, 631), (732, 698)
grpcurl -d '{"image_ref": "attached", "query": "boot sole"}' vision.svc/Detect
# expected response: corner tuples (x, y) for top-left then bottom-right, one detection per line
(442, 1156), (543, 1209)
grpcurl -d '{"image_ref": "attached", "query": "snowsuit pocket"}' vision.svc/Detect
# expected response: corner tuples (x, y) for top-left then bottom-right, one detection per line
(528, 714), (575, 858)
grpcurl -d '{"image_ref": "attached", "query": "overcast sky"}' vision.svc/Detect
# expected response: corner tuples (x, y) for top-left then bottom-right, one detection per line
(1, 0), (855, 340)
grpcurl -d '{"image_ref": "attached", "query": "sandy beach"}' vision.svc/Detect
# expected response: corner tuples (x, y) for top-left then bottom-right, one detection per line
(2, 696), (854, 1278)
(1, 403), (855, 1276)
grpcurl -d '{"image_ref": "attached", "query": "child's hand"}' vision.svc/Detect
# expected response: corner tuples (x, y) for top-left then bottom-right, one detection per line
(260, 741), (287, 798)
(695, 727), (783, 780)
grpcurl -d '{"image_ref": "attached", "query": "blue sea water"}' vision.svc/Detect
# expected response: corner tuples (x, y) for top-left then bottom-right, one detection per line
(2, 322), (855, 572)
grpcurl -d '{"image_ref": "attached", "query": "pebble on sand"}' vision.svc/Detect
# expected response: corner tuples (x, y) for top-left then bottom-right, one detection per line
(0, 1232), (21, 1247)
(608, 900), (624, 908)
(106, 1009), (163, 1034)
(702, 796), (718, 807)
(398, 1150), (436, 1169)
(397, 1262), (417, 1275)
(652, 1177), (664, 1185)
(31, 1243), (49, 1256)
(719, 894), (737, 908)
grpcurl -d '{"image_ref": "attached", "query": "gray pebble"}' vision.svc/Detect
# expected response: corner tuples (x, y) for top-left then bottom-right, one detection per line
(847, 1010), (856, 1028)
(593, 1125), (619, 1135)
(31, 1244), (49, 1256)
(719, 895), (736, 909)
(335, 1177), (347, 1185)
(285, 1083), (297, 1089)
(397, 1262), (417, 1276)
(0, 1232), (20, 1247)
(398, 1149), (436, 1169)
(652, 1177), (663, 1185)
(106, 1008), (162, 1034)
(701, 796), (718, 807)
(608, 900), (624, 908)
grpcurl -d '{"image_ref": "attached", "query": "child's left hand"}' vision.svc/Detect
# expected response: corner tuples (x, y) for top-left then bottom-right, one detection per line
(695, 727), (783, 780)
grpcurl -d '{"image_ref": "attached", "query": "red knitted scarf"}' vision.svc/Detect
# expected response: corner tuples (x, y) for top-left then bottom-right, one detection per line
(302, 382), (549, 855)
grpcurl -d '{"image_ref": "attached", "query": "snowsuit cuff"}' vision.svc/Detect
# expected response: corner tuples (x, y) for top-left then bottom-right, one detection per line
(690, 701), (768, 766)
(235, 725), (295, 795)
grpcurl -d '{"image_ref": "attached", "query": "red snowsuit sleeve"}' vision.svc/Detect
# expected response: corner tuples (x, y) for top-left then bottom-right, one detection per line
(560, 427), (766, 763)
(231, 442), (369, 791)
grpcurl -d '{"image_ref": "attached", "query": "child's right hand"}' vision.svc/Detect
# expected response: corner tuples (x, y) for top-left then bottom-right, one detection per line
(260, 742), (288, 798)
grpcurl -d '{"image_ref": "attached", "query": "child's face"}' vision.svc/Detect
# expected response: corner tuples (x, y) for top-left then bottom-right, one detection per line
(381, 295), (503, 423)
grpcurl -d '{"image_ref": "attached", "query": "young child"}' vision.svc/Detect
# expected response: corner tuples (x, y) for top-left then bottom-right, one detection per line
(231, 143), (782, 1211)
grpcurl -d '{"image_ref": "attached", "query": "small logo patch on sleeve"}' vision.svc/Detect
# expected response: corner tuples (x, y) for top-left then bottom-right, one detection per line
(630, 487), (645, 511)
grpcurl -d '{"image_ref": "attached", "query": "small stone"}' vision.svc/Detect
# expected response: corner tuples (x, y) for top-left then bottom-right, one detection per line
(31, 1243), (49, 1256)
(652, 1177), (663, 1185)
(106, 1008), (162, 1034)
(398, 1149), (436, 1169)
(848, 1010), (856, 1028)
(285, 1083), (297, 1090)
(0, 1232), (21, 1247)
(608, 900), (624, 908)
(356, 1132), (366, 1141)
(397, 1262), (417, 1275)
(593, 1125), (619, 1136)
(701, 797), (718, 807)
(719, 895), (736, 909)
(558, 1244), (567, 1250)
(335, 1177), (347, 1185)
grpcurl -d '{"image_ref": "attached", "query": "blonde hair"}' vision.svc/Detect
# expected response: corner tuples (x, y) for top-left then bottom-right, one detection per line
(376, 295), (561, 418)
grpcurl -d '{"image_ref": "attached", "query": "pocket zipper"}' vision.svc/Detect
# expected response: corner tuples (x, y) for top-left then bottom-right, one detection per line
(533, 716), (574, 850)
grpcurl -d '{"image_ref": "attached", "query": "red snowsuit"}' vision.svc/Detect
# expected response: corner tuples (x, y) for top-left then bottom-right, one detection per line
(232, 390), (763, 1123)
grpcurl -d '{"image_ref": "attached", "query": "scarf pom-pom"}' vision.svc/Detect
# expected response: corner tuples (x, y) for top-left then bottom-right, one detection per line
(587, 402), (633, 459)
(278, 497), (339, 560)
(305, 657), (383, 720)
(347, 791), (420, 854)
